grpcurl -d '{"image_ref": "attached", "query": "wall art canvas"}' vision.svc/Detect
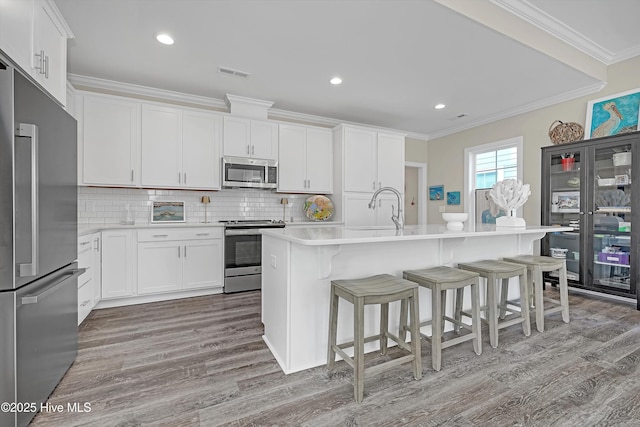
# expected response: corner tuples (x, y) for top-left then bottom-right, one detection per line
(151, 201), (185, 223)
(429, 185), (444, 201)
(446, 191), (461, 205)
(475, 188), (505, 224)
(586, 89), (640, 139)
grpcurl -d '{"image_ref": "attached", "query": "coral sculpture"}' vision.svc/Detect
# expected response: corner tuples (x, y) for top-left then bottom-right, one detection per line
(489, 179), (531, 227)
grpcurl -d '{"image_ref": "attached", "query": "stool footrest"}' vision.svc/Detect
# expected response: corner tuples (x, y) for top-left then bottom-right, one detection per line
(366, 354), (418, 378)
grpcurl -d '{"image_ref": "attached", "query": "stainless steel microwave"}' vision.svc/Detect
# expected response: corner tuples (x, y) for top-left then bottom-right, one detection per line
(222, 156), (277, 189)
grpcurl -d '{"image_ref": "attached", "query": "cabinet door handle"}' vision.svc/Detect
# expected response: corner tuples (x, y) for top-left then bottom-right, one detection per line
(184, 172), (187, 184)
(247, 144), (250, 155)
(79, 241), (90, 247)
(94, 237), (100, 251)
(307, 179), (311, 188)
(178, 247), (181, 258)
(251, 145), (255, 155)
(131, 169), (134, 182)
(372, 181), (376, 190)
(196, 233), (210, 236)
(80, 299), (91, 307)
(153, 234), (168, 238)
(178, 172), (181, 184)
(379, 181), (382, 189)
(43, 54), (49, 79)
(34, 50), (45, 75)
(184, 245), (187, 257)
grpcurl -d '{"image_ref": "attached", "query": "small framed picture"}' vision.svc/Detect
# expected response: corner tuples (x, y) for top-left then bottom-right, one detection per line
(551, 191), (580, 213)
(447, 191), (461, 205)
(151, 201), (185, 223)
(429, 185), (444, 201)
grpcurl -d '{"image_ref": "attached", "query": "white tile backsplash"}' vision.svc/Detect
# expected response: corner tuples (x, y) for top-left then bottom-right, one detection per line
(78, 187), (316, 224)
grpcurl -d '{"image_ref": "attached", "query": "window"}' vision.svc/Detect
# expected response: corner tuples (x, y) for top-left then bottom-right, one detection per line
(475, 146), (518, 189)
(464, 137), (523, 227)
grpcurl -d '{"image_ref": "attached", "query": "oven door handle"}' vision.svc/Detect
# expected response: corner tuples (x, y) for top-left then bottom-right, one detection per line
(225, 229), (264, 236)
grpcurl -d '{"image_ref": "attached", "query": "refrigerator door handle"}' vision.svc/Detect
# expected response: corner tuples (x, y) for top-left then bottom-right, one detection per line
(21, 268), (85, 305)
(16, 123), (39, 277)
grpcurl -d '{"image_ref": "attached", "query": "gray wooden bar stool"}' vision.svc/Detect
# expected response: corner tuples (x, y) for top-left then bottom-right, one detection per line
(327, 274), (422, 403)
(457, 260), (531, 348)
(401, 266), (482, 371)
(502, 255), (570, 332)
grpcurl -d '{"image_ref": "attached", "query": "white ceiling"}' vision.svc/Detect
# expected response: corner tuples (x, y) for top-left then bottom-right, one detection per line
(55, 0), (640, 140)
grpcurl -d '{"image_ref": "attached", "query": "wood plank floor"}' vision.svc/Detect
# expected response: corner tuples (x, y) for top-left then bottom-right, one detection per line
(30, 288), (640, 426)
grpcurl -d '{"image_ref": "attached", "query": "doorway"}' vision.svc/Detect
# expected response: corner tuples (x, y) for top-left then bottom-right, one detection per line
(404, 162), (427, 225)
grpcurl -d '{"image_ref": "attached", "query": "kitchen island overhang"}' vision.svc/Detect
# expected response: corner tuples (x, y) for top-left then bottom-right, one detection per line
(261, 224), (572, 374)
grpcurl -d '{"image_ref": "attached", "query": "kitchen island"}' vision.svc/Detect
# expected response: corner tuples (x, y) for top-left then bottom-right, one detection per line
(261, 224), (572, 374)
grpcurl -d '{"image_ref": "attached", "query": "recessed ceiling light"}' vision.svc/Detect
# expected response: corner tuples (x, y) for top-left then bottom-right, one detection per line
(434, 103), (446, 110)
(330, 77), (343, 85)
(155, 33), (174, 45)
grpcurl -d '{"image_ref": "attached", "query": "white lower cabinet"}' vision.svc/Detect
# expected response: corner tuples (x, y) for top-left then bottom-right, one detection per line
(77, 234), (93, 325)
(183, 239), (223, 289)
(343, 193), (401, 227)
(137, 240), (183, 294)
(76, 232), (103, 324)
(89, 227), (224, 308)
(101, 230), (136, 300)
(137, 227), (223, 296)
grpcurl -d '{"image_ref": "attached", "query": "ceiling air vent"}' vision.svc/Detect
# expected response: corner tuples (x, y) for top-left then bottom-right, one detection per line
(218, 66), (250, 79)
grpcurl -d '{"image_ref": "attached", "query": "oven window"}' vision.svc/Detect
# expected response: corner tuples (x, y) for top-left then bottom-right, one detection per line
(225, 164), (265, 183)
(225, 234), (261, 268)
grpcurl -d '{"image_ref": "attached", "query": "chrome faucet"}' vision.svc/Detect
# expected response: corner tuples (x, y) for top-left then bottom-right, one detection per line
(368, 186), (404, 230)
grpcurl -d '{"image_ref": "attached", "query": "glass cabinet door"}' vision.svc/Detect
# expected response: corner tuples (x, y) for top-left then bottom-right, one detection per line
(547, 150), (583, 282)
(592, 143), (632, 293)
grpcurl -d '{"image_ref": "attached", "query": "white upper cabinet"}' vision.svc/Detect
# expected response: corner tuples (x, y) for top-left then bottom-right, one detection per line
(141, 104), (182, 187)
(182, 110), (222, 189)
(333, 124), (406, 225)
(338, 126), (405, 193)
(342, 127), (377, 192)
(376, 132), (405, 191)
(32, 0), (71, 105)
(0, 0), (34, 73)
(80, 93), (141, 187)
(141, 104), (222, 190)
(223, 116), (278, 160)
(0, 0), (72, 105)
(79, 92), (222, 190)
(278, 123), (332, 193)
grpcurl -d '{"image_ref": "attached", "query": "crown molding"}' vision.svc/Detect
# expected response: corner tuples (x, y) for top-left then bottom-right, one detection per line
(427, 81), (607, 140)
(491, 0), (615, 64)
(67, 74), (228, 109)
(269, 108), (429, 141)
(610, 44), (640, 64)
(68, 74), (430, 141)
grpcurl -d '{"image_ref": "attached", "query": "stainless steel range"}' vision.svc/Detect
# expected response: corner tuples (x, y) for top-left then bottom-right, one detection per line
(221, 220), (285, 293)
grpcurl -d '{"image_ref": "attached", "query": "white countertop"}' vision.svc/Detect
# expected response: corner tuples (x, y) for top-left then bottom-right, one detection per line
(261, 224), (574, 246)
(78, 222), (224, 236)
(78, 220), (343, 236)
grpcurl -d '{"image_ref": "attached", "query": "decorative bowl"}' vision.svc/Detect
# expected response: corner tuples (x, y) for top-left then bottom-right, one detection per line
(442, 213), (468, 230)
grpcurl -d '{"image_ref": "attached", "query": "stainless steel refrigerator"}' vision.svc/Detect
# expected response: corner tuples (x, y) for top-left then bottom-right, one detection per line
(0, 54), (82, 427)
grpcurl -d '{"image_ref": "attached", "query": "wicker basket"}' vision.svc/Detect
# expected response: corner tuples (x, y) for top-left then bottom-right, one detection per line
(548, 120), (584, 145)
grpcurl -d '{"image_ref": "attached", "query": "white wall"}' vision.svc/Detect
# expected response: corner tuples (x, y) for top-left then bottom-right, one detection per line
(424, 56), (640, 224)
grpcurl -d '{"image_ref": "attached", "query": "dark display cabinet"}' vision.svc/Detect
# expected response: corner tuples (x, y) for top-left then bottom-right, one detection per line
(541, 131), (639, 310)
